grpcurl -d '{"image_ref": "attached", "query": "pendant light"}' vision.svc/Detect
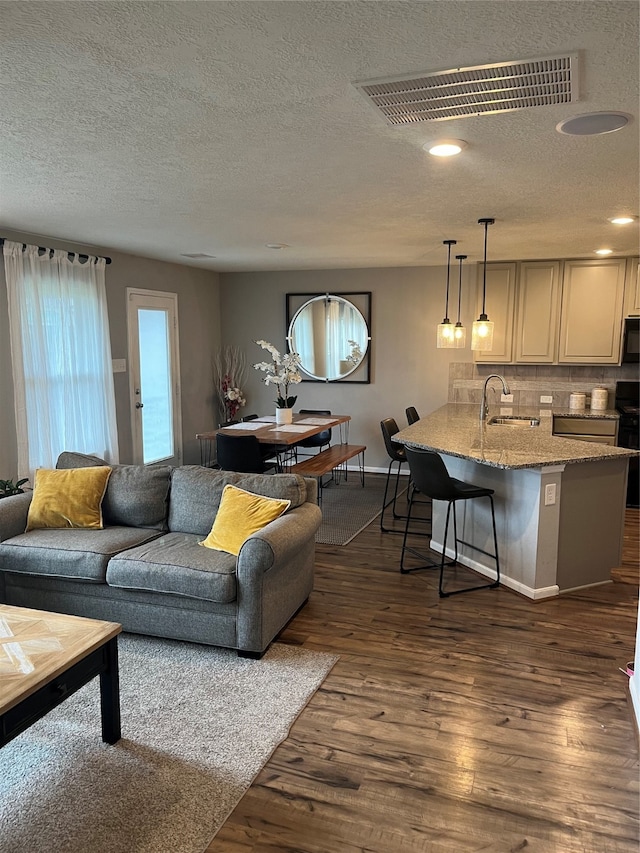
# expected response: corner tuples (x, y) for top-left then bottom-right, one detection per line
(471, 217), (495, 351)
(436, 239), (457, 348)
(453, 254), (467, 347)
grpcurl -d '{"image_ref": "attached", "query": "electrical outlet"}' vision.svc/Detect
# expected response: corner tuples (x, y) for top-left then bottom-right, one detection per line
(500, 393), (514, 403)
(540, 395), (553, 404)
(499, 407), (513, 416)
(544, 483), (556, 506)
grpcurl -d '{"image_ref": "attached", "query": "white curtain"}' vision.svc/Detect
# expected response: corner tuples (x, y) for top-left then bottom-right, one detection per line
(326, 298), (342, 379)
(3, 241), (119, 477)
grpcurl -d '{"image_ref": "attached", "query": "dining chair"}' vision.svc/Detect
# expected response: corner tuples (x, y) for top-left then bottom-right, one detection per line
(401, 445), (500, 597)
(216, 433), (279, 474)
(296, 409), (332, 455)
(406, 406), (420, 425)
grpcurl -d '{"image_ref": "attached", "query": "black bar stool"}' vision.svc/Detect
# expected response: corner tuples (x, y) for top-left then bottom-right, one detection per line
(401, 446), (500, 597)
(405, 406), (420, 425)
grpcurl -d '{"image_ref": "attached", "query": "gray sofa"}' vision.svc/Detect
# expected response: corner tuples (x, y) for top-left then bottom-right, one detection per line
(0, 452), (322, 656)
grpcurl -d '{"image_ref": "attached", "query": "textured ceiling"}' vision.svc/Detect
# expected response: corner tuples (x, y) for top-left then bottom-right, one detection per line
(1, 1), (638, 271)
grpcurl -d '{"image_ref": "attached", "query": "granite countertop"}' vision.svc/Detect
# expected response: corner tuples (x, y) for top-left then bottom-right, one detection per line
(550, 407), (619, 419)
(394, 404), (637, 471)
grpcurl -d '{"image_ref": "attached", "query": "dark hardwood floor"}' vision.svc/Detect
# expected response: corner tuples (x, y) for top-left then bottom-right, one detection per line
(208, 481), (640, 852)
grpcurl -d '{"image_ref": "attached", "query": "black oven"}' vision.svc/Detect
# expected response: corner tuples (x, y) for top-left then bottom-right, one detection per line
(615, 381), (639, 507)
(621, 317), (640, 363)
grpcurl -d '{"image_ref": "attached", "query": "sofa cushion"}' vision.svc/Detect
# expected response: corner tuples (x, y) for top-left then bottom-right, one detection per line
(26, 466), (112, 531)
(106, 532), (237, 603)
(168, 466), (307, 536)
(56, 452), (171, 531)
(0, 526), (161, 583)
(200, 484), (290, 556)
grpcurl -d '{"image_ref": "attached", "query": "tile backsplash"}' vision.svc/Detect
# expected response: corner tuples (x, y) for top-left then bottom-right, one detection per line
(449, 363), (639, 409)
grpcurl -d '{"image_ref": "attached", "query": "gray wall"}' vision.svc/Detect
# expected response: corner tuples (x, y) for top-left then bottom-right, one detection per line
(219, 266), (476, 471)
(0, 229), (221, 477)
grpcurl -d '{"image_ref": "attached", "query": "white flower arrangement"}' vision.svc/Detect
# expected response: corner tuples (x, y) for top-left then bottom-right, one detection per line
(345, 339), (363, 365)
(253, 340), (302, 409)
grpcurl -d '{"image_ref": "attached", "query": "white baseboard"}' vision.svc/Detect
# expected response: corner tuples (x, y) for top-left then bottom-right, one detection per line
(630, 674), (640, 734)
(431, 539), (559, 600)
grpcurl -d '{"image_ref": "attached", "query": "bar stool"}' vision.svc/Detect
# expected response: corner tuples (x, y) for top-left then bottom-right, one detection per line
(406, 406), (420, 425)
(379, 418), (409, 532)
(401, 446), (500, 597)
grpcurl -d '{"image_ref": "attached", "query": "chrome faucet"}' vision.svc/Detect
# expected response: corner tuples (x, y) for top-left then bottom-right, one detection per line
(480, 374), (510, 420)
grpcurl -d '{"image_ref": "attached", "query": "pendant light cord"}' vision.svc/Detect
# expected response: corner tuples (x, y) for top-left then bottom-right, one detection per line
(478, 218), (495, 318)
(443, 239), (456, 321)
(456, 254), (466, 323)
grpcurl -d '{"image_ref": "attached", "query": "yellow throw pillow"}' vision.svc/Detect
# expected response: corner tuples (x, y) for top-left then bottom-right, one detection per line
(200, 484), (291, 556)
(26, 466), (112, 531)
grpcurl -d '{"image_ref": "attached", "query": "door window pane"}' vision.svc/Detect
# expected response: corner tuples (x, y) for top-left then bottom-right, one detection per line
(138, 308), (173, 464)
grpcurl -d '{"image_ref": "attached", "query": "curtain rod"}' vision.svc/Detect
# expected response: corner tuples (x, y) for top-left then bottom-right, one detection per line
(0, 237), (111, 265)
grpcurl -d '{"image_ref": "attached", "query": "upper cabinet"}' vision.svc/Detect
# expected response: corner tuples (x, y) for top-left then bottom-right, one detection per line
(473, 263), (517, 363)
(474, 256), (634, 365)
(558, 259), (626, 363)
(624, 258), (640, 316)
(515, 261), (562, 363)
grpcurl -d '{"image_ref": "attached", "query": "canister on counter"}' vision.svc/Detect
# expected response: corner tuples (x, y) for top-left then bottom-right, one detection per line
(590, 387), (608, 411)
(569, 392), (586, 410)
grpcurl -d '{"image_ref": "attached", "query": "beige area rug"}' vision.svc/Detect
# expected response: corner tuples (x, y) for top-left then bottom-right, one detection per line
(0, 634), (338, 853)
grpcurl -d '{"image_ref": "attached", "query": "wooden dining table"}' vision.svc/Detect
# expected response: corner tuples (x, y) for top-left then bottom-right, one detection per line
(196, 413), (351, 468)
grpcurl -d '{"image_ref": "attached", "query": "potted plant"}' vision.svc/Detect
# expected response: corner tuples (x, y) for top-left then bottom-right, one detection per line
(253, 340), (302, 424)
(0, 478), (29, 499)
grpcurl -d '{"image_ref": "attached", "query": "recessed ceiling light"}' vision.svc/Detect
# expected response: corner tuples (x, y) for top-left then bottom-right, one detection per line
(595, 248), (614, 255)
(180, 252), (216, 259)
(425, 140), (467, 157)
(265, 243), (288, 249)
(556, 111), (631, 136)
(609, 215), (637, 225)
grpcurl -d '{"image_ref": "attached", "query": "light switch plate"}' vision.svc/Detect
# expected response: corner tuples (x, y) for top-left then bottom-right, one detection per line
(112, 358), (127, 373)
(500, 393), (514, 403)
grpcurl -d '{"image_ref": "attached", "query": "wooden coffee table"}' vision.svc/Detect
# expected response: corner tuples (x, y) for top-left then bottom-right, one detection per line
(0, 604), (122, 747)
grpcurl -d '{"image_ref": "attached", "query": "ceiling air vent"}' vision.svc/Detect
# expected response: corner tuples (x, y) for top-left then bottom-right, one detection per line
(353, 54), (579, 125)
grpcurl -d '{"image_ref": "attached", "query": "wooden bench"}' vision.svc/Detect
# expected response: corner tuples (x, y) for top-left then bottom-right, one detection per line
(288, 444), (366, 503)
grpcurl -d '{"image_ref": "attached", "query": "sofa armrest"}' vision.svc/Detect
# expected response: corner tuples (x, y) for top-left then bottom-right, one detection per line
(0, 493), (32, 542)
(237, 502), (322, 575)
(235, 501), (322, 653)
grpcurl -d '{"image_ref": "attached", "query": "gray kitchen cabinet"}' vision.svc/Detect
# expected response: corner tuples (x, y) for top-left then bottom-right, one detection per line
(475, 256), (629, 364)
(558, 258), (626, 363)
(473, 262), (516, 363)
(623, 257), (640, 316)
(514, 261), (562, 363)
(553, 415), (618, 445)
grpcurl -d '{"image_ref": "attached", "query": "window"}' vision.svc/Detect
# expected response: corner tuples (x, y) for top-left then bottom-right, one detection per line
(3, 241), (119, 476)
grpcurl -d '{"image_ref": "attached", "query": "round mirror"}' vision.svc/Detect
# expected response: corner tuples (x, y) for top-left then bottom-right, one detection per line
(288, 295), (369, 381)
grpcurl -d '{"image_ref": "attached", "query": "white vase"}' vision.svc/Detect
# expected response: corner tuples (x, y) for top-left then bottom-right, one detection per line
(276, 407), (293, 425)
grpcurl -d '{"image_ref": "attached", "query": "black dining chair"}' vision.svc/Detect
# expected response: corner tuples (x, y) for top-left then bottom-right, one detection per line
(242, 414), (282, 466)
(295, 409), (332, 456)
(406, 406), (420, 425)
(216, 433), (279, 474)
(401, 446), (500, 597)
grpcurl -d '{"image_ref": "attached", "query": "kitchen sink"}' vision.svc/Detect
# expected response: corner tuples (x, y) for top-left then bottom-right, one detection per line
(488, 415), (540, 427)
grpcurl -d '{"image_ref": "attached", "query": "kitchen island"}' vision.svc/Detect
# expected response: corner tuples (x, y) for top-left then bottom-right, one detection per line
(394, 404), (636, 599)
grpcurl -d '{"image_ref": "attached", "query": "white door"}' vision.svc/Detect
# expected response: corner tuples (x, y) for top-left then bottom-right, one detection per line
(127, 289), (182, 466)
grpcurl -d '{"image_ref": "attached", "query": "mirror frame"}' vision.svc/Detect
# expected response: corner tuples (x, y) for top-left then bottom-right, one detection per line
(286, 291), (372, 383)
